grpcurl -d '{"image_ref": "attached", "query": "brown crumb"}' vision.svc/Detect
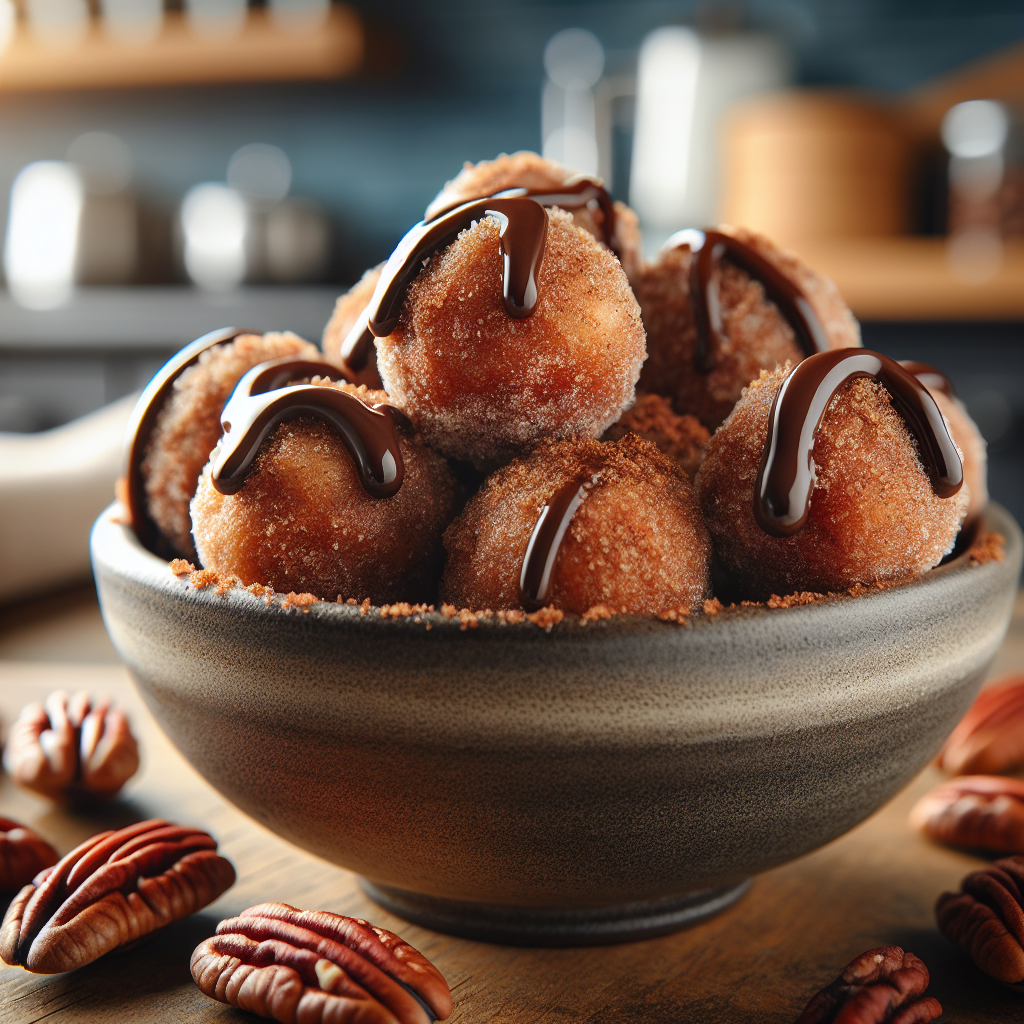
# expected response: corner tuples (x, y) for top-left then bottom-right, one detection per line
(969, 531), (1005, 565)
(581, 604), (615, 624)
(767, 591), (826, 609)
(495, 609), (528, 625)
(189, 569), (221, 590)
(703, 598), (724, 616)
(281, 592), (319, 611)
(527, 607), (565, 629)
(169, 559), (196, 576)
(656, 606), (691, 622)
(359, 598), (371, 616)
(604, 393), (710, 477)
(378, 602), (434, 619)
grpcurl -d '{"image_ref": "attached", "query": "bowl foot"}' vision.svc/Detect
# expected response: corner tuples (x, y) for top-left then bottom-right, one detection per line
(360, 878), (752, 946)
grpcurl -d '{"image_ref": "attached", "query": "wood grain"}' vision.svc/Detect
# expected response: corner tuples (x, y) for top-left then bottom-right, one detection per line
(0, 592), (1022, 1023)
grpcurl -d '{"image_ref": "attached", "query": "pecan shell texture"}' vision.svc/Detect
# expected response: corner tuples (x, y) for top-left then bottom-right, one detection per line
(910, 775), (1024, 854)
(937, 675), (1024, 776)
(0, 818), (235, 973)
(191, 902), (453, 1023)
(0, 818), (57, 894)
(2, 690), (139, 803)
(793, 945), (941, 1023)
(936, 855), (1024, 989)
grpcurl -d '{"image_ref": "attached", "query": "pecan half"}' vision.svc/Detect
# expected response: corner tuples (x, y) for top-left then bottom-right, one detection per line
(191, 903), (453, 1024)
(936, 855), (1024, 990)
(793, 946), (942, 1023)
(2, 690), (139, 802)
(0, 818), (235, 973)
(0, 818), (57, 893)
(910, 776), (1024, 854)
(937, 675), (1024, 776)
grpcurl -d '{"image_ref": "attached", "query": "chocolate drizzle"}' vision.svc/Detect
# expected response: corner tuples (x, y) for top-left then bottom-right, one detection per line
(754, 349), (963, 537)
(428, 177), (617, 249)
(338, 197), (548, 379)
(900, 360), (956, 398)
(518, 471), (595, 611)
(664, 229), (831, 373)
(211, 357), (404, 498)
(122, 326), (254, 555)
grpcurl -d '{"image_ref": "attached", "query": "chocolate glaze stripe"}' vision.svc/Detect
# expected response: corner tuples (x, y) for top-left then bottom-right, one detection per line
(211, 359), (404, 498)
(427, 177), (618, 250)
(338, 196), (548, 377)
(664, 228), (831, 373)
(518, 472), (593, 611)
(754, 350), (963, 538)
(249, 357), (348, 396)
(122, 327), (254, 556)
(900, 360), (956, 398)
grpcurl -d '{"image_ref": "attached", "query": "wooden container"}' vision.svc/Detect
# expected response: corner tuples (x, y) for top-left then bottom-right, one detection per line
(720, 90), (912, 245)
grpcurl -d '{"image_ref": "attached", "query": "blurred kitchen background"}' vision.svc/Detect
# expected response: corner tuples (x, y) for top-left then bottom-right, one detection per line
(1, 0), (1022, 599)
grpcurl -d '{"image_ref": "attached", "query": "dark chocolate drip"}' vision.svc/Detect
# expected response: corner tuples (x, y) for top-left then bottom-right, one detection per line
(754, 349), (963, 537)
(249, 357), (348, 394)
(428, 177), (617, 250)
(665, 228), (831, 373)
(899, 360), (956, 398)
(211, 359), (404, 498)
(369, 196), (548, 339)
(338, 320), (380, 383)
(339, 196), (552, 381)
(518, 470), (595, 611)
(122, 326), (255, 555)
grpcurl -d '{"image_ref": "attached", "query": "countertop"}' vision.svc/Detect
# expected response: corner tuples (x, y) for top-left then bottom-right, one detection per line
(0, 586), (1022, 1023)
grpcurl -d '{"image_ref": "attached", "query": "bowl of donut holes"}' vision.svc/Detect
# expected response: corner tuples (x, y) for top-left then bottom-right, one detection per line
(93, 155), (1021, 945)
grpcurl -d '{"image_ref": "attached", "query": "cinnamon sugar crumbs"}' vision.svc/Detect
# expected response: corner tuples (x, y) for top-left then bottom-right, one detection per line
(379, 602), (434, 619)
(527, 607), (564, 629)
(165, 528), (1001, 626)
(969, 531), (1005, 565)
(767, 591), (826, 609)
(189, 569), (221, 590)
(495, 609), (528, 625)
(656, 606), (690, 622)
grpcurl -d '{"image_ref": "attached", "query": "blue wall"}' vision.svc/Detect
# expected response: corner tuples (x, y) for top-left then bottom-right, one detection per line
(0, 0), (1021, 280)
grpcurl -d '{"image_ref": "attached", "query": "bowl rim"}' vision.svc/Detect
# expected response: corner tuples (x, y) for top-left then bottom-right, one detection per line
(91, 501), (1022, 637)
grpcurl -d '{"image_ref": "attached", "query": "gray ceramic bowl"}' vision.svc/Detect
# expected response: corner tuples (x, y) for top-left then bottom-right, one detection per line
(92, 502), (1021, 945)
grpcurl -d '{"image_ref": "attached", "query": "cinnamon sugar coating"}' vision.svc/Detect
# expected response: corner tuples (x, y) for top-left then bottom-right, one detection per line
(695, 367), (969, 599)
(603, 392), (710, 478)
(142, 331), (322, 558)
(321, 264), (384, 378)
(931, 388), (988, 524)
(191, 383), (458, 603)
(637, 226), (861, 428)
(441, 434), (711, 615)
(376, 208), (645, 465)
(425, 151), (644, 284)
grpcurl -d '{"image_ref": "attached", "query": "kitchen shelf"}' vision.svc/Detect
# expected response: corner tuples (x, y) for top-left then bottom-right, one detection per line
(0, 6), (362, 92)
(795, 237), (1024, 322)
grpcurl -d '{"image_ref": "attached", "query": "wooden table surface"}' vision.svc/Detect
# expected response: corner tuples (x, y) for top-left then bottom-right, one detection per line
(1, 585), (1022, 1024)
